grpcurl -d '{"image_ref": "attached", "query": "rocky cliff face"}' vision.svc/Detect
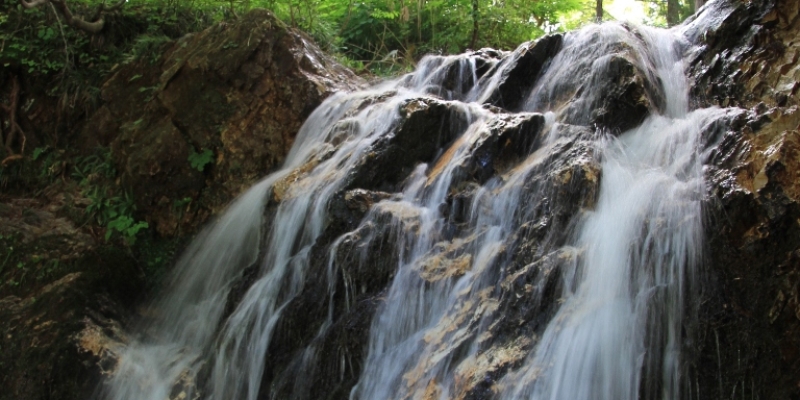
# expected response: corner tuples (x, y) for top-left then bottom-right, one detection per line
(687, 0), (800, 398)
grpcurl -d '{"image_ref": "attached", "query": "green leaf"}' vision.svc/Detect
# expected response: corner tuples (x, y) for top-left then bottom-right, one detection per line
(188, 148), (214, 172)
(32, 147), (48, 160)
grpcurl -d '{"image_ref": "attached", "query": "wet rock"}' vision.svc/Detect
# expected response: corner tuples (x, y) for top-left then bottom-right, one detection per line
(687, 0), (792, 109)
(344, 189), (393, 214)
(83, 9), (364, 237)
(0, 171), (144, 400)
(428, 112), (547, 185)
(668, 1), (800, 398)
(256, 196), (410, 400)
(347, 97), (472, 190)
(527, 26), (667, 133)
(450, 336), (534, 399)
(424, 125), (598, 397)
(698, 107), (800, 399)
(279, 120), (599, 399)
(429, 50), (502, 100)
(480, 34), (563, 111)
(250, 104), (601, 399)
(397, 284), (501, 400)
(415, 238), (475, 283)
(335, 200), (421, 295)
(267, 293), (380, 400)
(574, 53), (655, 132)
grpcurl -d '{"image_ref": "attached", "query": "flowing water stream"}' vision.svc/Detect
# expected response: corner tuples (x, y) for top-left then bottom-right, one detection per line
(102, 16), (730, 400)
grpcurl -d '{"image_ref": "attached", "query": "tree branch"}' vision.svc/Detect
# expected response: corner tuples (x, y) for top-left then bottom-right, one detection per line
(19, 0), (50, 10)
(1, 75), (27, 165)
(19, 0), (118, 34)
(51, 0), (105, 33)
(50, 2), (72, 70)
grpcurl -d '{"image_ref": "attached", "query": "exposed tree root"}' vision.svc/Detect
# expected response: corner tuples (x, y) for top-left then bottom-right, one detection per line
(1, 75), (27, 165)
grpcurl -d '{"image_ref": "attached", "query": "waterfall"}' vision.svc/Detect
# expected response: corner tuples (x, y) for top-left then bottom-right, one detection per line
(494, 27), (709, 400)
(101, 15), (735, 400)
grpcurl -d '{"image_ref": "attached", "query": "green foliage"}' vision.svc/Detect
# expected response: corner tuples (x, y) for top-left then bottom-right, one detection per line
(317, 0), (588, 66)
(188, 148), (214, 172)
(31, 147), (48, 161)
(0, 0), (218, 122)
(134, 235), (182, 289)
(0, 234), (18, 276)
(106, 215), (149, 245)
(0, 6), (65, 75)
(83, 186), (130, 223)
(154, 0), (591, 72)
(72, 148), (115, 186)
(73, 148), (150, 245)
(82, 185), (150, 245)
(0, 0), (597, 84)
(124, 34), (173, 64)
(0, 233), (66, 291)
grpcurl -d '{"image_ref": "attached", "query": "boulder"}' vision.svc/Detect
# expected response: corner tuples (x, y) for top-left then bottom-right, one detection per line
(81, 9), (364, 237)
(346, 97), (474, 191)
(478, 34), (563, 111)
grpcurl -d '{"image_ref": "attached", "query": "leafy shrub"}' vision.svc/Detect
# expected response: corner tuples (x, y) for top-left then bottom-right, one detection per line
(74, 148), (150, 245)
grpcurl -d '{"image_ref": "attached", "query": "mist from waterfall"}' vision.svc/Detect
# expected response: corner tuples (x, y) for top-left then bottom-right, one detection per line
(101, 16), (729, 400)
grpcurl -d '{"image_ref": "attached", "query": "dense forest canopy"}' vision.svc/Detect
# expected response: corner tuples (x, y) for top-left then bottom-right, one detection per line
(1, 0), (699, 75)
(0, 0), (697, 170)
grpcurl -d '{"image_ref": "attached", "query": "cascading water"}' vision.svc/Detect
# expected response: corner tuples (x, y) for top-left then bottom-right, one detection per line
(494, 27), (710, 400)
(101, 6), (739, 400)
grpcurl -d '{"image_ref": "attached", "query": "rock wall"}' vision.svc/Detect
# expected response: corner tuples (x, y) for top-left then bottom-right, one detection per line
(687, 0), (800, 398)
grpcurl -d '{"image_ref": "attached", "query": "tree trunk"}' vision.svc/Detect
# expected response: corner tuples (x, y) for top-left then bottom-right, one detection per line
(596, 0), (603, 22)
(667, 0), (679, 26)
(695, 0), (706, 11)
